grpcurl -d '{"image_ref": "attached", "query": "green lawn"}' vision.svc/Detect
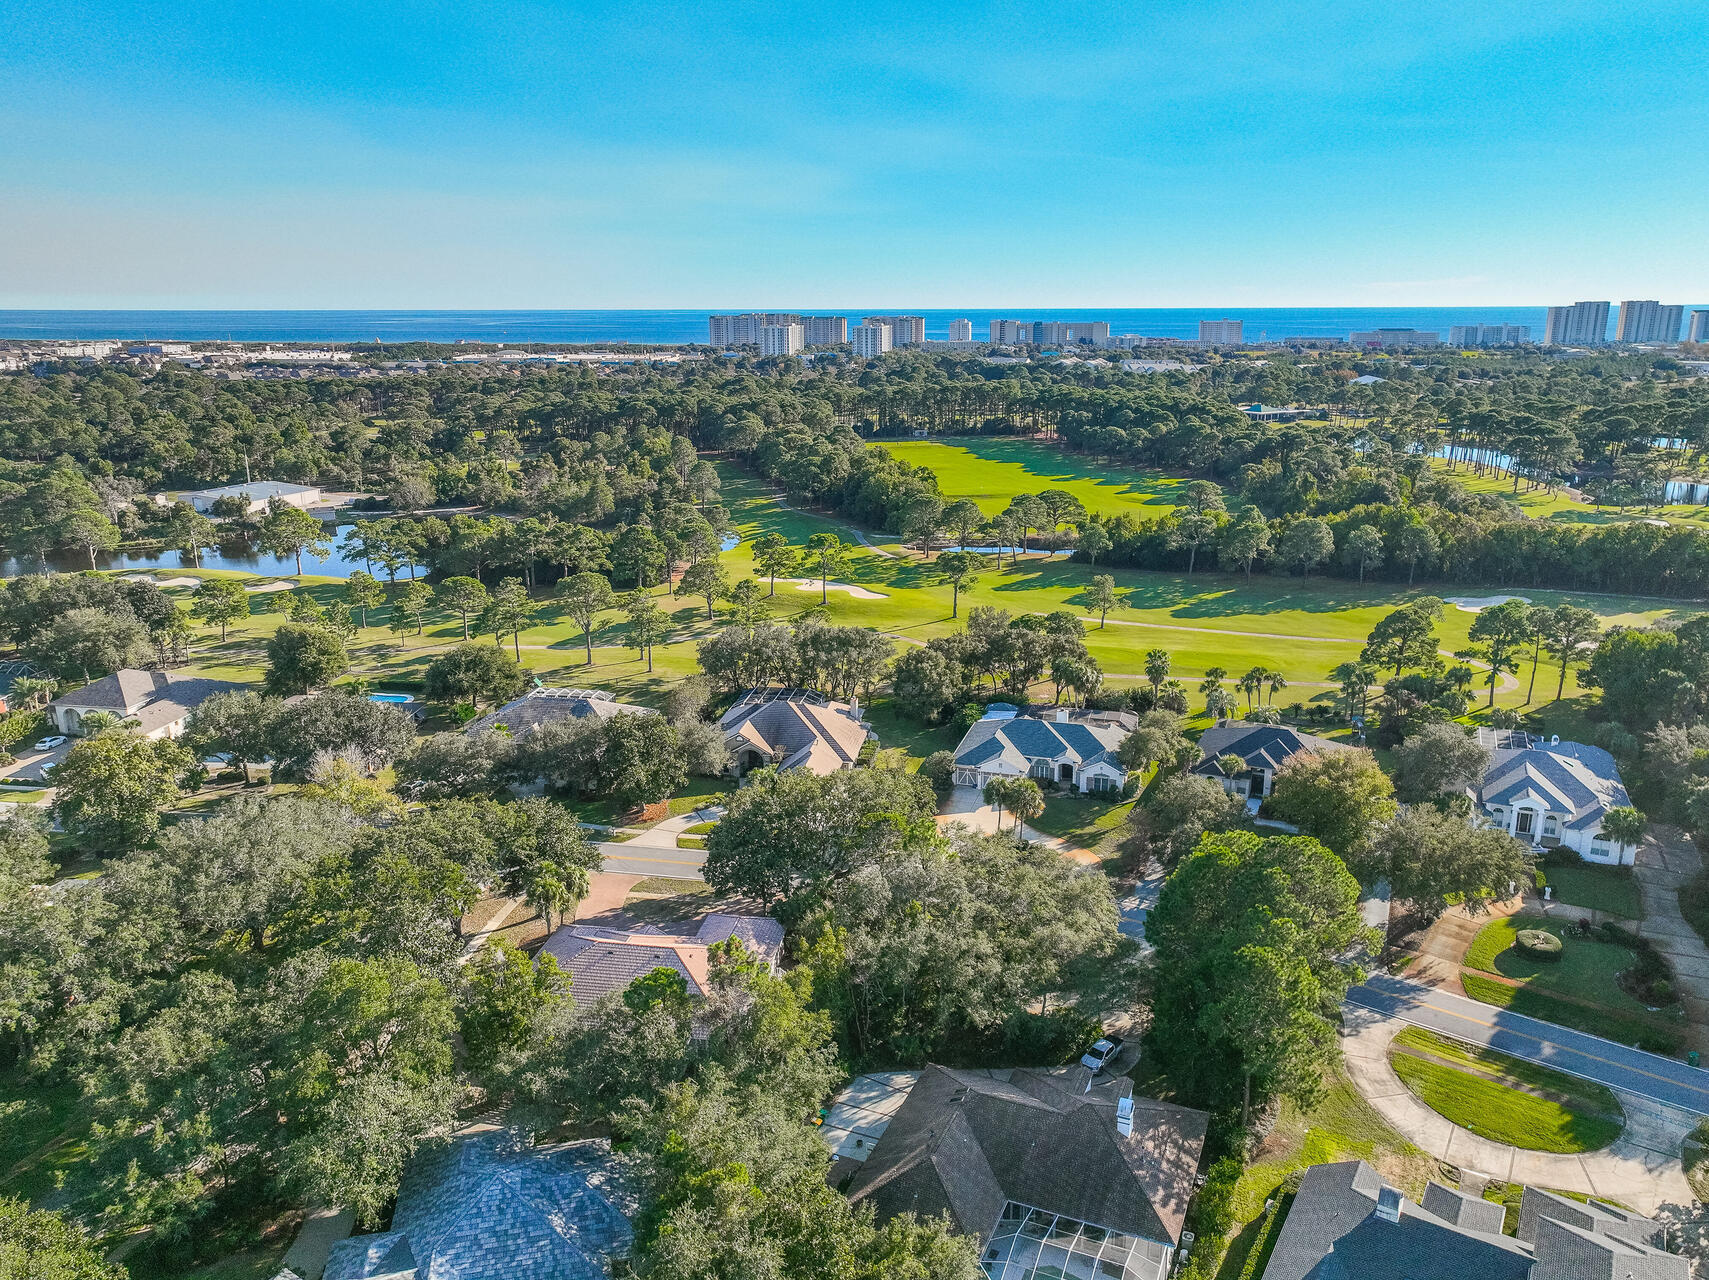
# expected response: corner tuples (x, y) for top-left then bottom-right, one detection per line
(1540, 860), (1642, 920)
(1431, 459), (1709, 527)
(879, 438), (1190, 520)
(1389, 1028), (1623, 1153)
(1460, 915), (1684, 1054)
(1463, 916), (1653, 1016)
(1210, 1070), (1444, 1280)
(1029, 792), (1134, 849)
(95, 471), (1707, 741)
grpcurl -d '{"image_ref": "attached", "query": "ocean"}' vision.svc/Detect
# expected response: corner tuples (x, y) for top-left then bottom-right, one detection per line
(0, 307), (1646, 346)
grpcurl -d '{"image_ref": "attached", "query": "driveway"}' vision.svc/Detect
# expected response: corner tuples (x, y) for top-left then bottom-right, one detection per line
(1633, 824), (1709, 1054)
(0, 739), (70, 784)
(1347, 973), (1709, 1115)
(937, 786), (1100, 864)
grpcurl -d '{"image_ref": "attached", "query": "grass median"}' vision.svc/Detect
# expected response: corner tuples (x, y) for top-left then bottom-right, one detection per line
(1390, 1027), (1623, 1153)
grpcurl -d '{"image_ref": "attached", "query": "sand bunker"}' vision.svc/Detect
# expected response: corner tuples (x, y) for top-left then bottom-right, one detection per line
(244, 580), (299, 594)
(124, 572), (199, 587)
(781, 578), (888, 601)
(1447, 594), (1531, 613)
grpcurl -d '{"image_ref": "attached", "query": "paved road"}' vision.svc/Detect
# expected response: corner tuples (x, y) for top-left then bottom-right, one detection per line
(597, 840), (706, 880)
(1348, 972), (1709, 1115)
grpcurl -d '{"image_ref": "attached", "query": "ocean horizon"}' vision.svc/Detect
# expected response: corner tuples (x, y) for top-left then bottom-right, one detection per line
(0, 306), (1672, 346)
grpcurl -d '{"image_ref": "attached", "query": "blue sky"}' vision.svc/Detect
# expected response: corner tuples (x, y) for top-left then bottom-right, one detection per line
(1, 0), (1704, 308)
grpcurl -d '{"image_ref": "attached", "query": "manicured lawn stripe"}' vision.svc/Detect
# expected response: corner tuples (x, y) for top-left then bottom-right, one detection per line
(1389, 1027), (1622, 1153)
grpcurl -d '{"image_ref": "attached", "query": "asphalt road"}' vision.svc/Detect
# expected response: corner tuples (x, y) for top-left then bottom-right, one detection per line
(597, 840), (707, 880)
(1347, 972), (1709, 1115)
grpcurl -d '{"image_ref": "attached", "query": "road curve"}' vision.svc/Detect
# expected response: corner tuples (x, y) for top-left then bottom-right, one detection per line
(1347, 972), (1709, 1115)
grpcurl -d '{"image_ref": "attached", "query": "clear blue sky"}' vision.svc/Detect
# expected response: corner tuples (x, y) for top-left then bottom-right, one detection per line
(2, 0), (1704, 309)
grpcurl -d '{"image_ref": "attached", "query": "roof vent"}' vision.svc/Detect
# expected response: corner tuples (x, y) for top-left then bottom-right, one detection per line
(1550, 734), (1560, 746)
(1375, 1186), (1405, 1223)
(1116, 1096), (1134, 1137)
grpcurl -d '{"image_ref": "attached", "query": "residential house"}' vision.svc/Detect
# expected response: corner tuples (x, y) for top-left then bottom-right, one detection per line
(1191, 723), (1349, 800)
(1473, 729), (1636, 864)
(841, 1063), (1208, 1280)
(536, 913), (785, 1006)
(463, 686), (657, 737)
(950, 705), (1135, 795)
(719, 688), (870, 776)
(179, 479), (323, 514)
(47, 670), (247, 740)
(322, 1132), (633, 1280)
(1261, 1160), (1685, 1279)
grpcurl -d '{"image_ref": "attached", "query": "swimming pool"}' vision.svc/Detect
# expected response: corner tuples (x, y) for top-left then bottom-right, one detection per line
(370, 693), (415, 704)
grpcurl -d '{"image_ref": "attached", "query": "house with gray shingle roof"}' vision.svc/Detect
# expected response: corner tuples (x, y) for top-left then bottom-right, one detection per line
(321, 1133), (633, 1280)
(536, 913), (785, 1007)
(47, 669), (247, 740)
(950, 707), (1134, 795)
(844, 1063), (1206, 1280)
(1191, 723), (1349, 799)
(719, 688), (870, 776)
(1261, 1160), (1684, 1280)
(1474, 729), (1635, 864)
(463, 687), (656, 737)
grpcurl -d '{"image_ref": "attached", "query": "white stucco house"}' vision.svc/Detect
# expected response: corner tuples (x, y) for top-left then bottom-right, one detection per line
(1473, 728), (1637, 865)
(719, 688), (870, 777)
(949, 705), (1135, 794)
(47, 669), (248, 740)
(180, 479), (323, 514)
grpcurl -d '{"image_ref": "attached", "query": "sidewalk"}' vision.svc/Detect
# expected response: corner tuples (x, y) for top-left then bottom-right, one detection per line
(1341, 1003), (1694, 1213)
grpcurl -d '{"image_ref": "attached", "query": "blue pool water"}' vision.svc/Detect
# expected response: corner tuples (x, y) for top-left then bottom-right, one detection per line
(369, 693), (414, 704)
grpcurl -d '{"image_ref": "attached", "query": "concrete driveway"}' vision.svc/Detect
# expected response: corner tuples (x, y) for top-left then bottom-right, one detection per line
(0, 738), (71, 784)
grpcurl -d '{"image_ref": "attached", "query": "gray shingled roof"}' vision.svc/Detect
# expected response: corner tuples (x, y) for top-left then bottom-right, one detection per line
(1262, 1162), (1532, 1280)
(322, 1134), (632, 1280)
(950, 712), (1127, 772)
(464, 688), (655, 737)
(1191, 724), (1347, 779)
(1262, 1161), (1685, 1280)
(49, 670), (248, 735)
(846, 1065), (1207, 1248)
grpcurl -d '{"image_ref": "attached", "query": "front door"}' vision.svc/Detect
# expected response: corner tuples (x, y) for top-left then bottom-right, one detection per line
(1515, 810), (1535, 837)
(1058, 763), (1073, 783)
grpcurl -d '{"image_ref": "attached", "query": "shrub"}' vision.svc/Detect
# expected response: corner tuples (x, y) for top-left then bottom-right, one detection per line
(1515, 929), (1563, 960)
(919, 750), (957, 794)
(1178, 1156), (1243, 1279)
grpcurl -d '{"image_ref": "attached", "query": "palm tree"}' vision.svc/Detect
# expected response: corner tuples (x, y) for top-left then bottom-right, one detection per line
(1238, 667), (1267, 713)
(1264, 671), (1288, 705)
(1198, 667), (1227, 697)
(1144, 649), (1171, 700)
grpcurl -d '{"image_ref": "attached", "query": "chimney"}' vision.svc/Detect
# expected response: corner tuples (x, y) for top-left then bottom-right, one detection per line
(1054, 709), (1069, 723)
(1375, 1186), (1405, 1223)
(1116, 1096), (1134, 1137)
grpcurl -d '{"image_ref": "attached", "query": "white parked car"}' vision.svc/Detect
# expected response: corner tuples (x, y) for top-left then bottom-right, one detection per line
(31, 736), (68, 752)
(1080, 1036), (1125, 1074)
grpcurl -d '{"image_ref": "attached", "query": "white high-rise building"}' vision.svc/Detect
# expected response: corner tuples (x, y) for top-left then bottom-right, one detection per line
(989, 319), (1029, 344)
(709, 313), (802, 345)
(1544, 302), (1610, 346)
(761, 324), (804, 357)
(948, 318), (973, 342)
(863, 315), (923, 346)
(851, 323), (893, 357)
(1198, 319), (1243, 345)
(1350, 329), (1441, 348)
(1690, 311), (1709, 344)
(1449, 324), (1532, 347)
(1617, 301), (1684, 344)
(802, 316), (848, 345)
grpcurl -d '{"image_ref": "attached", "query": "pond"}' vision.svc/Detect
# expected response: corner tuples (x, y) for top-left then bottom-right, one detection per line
(0, 528), (395, 581)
